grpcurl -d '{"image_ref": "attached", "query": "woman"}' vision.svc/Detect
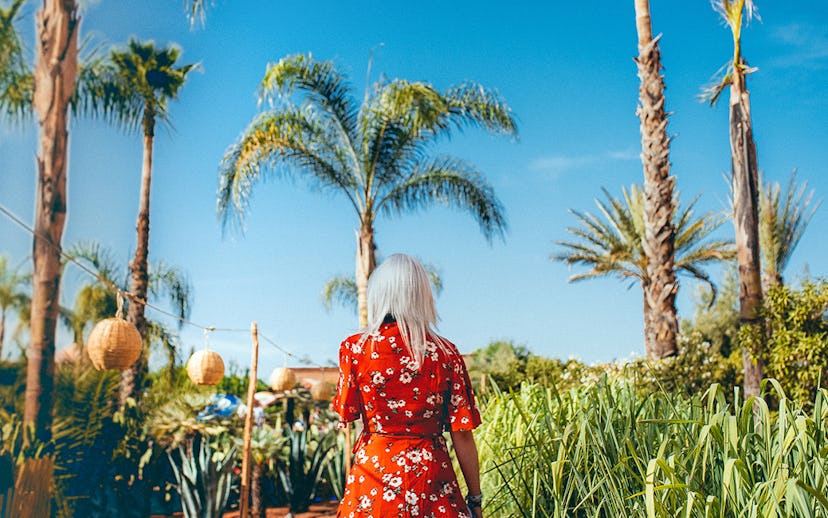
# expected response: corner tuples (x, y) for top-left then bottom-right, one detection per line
(333, 254), (484, 518)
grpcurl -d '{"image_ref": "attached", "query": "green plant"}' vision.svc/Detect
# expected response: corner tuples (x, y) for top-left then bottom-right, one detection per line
(764, 279), (828, 405)
(168, 434), (236, 518)
(477, 379), (828, 517)
(277, 427), (338, 515)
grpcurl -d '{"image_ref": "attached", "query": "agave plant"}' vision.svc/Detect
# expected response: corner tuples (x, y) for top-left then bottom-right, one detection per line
(277, 427), (338, 516)
(168, 434), (236, 518)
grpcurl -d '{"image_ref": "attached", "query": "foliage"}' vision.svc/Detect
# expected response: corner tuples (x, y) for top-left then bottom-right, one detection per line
(51, 364), (123, 518)
(763, 279), (828, 405)
(465, 340), (532, 392)
(0, 0), (29, 122)
(555, 185), (734, 293)
(477, 379), (828, 517)
(216, 54), (517, 303)
(168, 434), (236, 518)
(146, 392), (234, 449)
(759, 170), (821, 287)
(0, 255), (30, 359)
(277, 427), (338, 514)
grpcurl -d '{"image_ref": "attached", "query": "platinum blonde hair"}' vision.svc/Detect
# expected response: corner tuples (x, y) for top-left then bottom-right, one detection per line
(364, 253), (445, 367)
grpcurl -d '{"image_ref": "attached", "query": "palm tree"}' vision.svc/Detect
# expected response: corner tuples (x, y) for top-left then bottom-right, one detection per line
(103, 39), (196, 404)
(702, 0), (763, 397)
(759, 170), (821, 290)
(633, 0), (678, 359)
(21, 0), (80, 443)
(219, 54), (516, 326)
(0, 255), (30, 359)
(13, 0), (205, 445)
(554, 185), (736, 359)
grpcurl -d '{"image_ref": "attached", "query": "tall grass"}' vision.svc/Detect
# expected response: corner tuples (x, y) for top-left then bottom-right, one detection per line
(477, 378), (828, 517)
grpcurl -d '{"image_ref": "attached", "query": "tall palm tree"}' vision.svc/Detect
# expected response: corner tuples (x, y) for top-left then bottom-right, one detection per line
(554, 185), (736, 359)
(219, 54), (516, 326)
(103, 39), (196, 404)
(759, 170), (821, 290)
(0, 255), (30, 359)
(703, 0), (763, 397)
(22, 0), (80, 443)
(633, 0), (678, 359)
(13, 0), (205, 445)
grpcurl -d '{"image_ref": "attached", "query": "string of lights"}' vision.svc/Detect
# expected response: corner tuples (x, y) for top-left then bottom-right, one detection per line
(0, 201), (334, 370)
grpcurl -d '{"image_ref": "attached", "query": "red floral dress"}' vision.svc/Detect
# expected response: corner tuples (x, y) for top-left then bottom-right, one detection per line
(333, 322), (481, 518)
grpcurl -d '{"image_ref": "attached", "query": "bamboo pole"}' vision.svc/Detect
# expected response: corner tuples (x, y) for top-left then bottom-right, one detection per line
(239, 322), (259, 518)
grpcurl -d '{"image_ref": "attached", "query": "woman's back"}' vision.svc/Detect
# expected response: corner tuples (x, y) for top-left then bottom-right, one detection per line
(334, 322), (480, 517)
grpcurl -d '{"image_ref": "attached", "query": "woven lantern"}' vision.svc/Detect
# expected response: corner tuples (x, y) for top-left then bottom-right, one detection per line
(86, 317), (142, 371)
(269, 367), (296, 392)
(186, 350), (225, 386)
(310, 380), (333, 401)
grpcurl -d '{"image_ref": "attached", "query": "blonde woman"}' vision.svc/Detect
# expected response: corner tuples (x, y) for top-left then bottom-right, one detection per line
(333, 254), (483, 518)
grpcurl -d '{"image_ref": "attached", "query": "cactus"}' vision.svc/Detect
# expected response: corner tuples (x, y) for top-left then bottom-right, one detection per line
(168, 434), (236, 518)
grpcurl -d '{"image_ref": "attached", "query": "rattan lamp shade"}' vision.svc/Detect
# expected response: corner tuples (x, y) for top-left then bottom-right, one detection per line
(86, 318), (142, 371)
(269, 367), (296, 391)
(186, 350), (225, 386)
(310, 380), (333, 401)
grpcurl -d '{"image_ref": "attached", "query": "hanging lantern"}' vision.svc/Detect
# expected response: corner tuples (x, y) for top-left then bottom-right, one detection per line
(310, 380), (333, 401)
(86, 317), (142, 371)
(269, 367), (296, 392)
(186, 350), (225, 386)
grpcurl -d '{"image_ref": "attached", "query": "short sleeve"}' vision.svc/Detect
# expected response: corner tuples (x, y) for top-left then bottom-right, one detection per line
(332, 338), (361, 427)
(446, 344), (482, 432)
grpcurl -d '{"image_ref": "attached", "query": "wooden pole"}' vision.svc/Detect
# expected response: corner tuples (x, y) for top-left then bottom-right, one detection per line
(239, 322), (259, 518)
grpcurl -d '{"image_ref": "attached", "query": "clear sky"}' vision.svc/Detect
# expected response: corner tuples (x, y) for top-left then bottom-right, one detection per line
(1, 1), (826, 376)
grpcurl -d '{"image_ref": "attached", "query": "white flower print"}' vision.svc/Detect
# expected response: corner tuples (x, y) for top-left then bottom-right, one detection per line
(405, 491), (418, 504)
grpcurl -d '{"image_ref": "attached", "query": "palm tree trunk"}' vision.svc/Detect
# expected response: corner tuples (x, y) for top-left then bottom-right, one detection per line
(0, 311), (6, 359)
(252, 462), (265, 518)
(355, 219), (376, 328)
(24, 0), (79, 443)
(642, 285), (656, 360)
(634, 0), (678, 360)
(122, 111), (155, 407)
(730, 67), (764, 398)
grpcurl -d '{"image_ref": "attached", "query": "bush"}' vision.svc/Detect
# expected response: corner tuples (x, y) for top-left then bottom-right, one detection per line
(764, 279), (828, 405)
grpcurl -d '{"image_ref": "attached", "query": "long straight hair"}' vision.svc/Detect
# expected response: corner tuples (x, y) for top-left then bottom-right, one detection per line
(363, 254), (446, 368)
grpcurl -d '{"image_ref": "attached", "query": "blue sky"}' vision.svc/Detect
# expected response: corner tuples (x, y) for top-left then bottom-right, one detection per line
(1, 1), (827, 376)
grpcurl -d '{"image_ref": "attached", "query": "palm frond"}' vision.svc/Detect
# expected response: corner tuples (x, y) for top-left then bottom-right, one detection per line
(320, 275), (358, 313)
(217, 108), (360, 231)
(260, 53), (359, 143)
(0, 0), (31, 123)
(760, 170), (821, 283)
(443, 81), (518, 136)
(375, 156), (507, 242)
(554, 185), (734, 295)
(183, 0), (209, 29)
(148, 261), (192, 327)
(70, 36), (143, 132)
(64, 241), (125, 287)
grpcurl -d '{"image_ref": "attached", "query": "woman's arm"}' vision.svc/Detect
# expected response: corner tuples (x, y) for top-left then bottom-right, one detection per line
(451, 429), (483, 518)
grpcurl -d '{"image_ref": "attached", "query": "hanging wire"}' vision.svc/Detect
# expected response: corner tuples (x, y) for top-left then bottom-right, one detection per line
(0, 201), (334, 369)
